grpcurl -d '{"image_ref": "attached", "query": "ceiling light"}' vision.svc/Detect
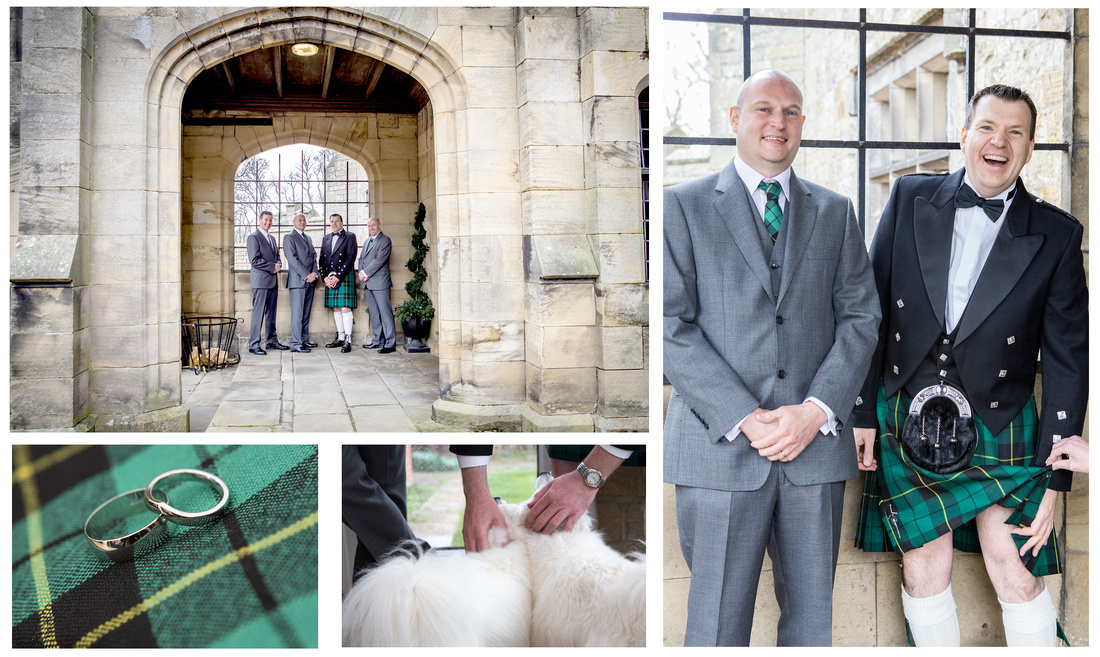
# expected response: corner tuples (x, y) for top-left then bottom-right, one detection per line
(291, 43), (319, 57)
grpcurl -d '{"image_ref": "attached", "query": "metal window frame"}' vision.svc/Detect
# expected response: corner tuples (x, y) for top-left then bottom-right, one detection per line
(639, 86), (650, 284)
(233, 148), (371, 271)
(663, 9), (1071, 231)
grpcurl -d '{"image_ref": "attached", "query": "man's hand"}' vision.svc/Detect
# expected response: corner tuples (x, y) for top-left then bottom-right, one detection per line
(459, 465), (507, 553)
(749, 402), (826, 462)
(274, 262), (281, 273)
(358, 271), (368, 282)
(325, 274), (338, 288)
(526, 471), (597, 534)
(854, 427), (878, 471)
(1012, 487), (1058, 557)
(1046, 435), (1089, 473)
(305, 272), (318, 284)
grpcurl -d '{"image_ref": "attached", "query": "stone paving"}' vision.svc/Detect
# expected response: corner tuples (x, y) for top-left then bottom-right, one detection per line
(181, 343), (458, 432)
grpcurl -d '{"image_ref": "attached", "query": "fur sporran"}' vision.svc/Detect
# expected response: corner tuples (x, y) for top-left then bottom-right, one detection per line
(899, 384), (977, 474)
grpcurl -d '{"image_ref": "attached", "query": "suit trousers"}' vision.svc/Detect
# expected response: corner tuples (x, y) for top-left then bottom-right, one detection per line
(249, 287), (278, 350)
(364, 287), (396, 348)
(288, 285), (315, 349)
(342, 445), (421, 577)
(676, 465), (845, 646)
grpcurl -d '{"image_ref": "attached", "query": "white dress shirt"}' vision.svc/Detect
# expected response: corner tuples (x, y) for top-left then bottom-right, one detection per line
(455, 445), (633, 469)
(723, 157), (837, 442)
(945, 174), (1015, 332)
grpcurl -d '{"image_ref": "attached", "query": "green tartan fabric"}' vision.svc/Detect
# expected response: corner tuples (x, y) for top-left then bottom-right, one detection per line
(324, 274), (358, 309)
(854, 385), (1060, 577)
(12, 444), (318, 648)
(545, 445), (646, 467)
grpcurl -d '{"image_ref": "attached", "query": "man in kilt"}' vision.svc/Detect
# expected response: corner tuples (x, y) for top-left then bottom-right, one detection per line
(852, 84), (1088, 646)
(319, 213), (359, 353)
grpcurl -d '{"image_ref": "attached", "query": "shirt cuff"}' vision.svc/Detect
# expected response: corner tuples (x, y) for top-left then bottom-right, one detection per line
(722, 411), (755, 442)
(456, 454), (491, 469)
(599, 445), (633, 460)
(806, 397), (837, 436)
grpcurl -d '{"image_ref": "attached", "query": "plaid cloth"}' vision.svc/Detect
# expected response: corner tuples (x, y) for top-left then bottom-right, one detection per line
(324, 274), (358, 309)
(546, 445), (646, 467)
(12, 444), (318, 648)
(855, 385), (1060, 577)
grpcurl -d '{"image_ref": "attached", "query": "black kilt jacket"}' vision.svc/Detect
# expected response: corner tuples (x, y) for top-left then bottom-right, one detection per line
(319, 230), (359, 282)
(852, 169), (1087, 491)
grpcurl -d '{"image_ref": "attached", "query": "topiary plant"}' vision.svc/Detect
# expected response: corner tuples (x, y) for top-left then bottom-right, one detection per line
(394, 203), (434, 322)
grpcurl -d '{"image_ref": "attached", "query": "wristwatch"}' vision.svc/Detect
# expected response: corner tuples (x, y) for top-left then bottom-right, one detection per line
(576, 461), (605, 488)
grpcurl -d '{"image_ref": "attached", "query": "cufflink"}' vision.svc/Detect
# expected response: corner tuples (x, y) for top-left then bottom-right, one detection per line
(998, 370), (1007, 377)
(1057, 410), (1067, 420)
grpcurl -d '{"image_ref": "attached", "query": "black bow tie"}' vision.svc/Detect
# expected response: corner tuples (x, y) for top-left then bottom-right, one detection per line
(955, 183), (1011, 221)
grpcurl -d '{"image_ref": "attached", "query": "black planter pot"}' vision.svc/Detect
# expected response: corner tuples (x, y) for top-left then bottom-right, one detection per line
(401, 317), (432, 353)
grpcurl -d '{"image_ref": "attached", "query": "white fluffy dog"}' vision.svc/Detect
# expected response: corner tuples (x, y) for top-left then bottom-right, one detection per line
(342, 476), (646, 647)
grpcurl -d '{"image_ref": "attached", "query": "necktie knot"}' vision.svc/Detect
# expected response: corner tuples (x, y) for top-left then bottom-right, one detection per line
(955, 183), (1011, 221)
(757, 180), (783, 241)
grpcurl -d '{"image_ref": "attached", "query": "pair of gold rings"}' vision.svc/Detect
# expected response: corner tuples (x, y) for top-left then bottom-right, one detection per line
(83, 469), (230, 561)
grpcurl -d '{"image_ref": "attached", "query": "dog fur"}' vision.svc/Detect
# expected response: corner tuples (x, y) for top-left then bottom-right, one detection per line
(342, 478), (645, 647)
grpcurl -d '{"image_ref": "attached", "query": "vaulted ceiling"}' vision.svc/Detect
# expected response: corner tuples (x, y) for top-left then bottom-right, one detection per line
(182, 44), (430, 114)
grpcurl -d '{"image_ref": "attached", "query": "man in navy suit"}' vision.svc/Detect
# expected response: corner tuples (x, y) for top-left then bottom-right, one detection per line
(246, 210), (286, 355)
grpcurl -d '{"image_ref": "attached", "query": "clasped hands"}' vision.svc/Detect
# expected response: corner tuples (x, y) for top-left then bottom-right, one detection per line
(324, 274), (339, 288)
(742, 401), (826, 463)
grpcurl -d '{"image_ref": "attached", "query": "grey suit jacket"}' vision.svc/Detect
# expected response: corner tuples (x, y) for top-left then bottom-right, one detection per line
(357, 232), (393, 291)
(247, 229), (280, 290)
(283, 230), (319, 289)
(664, 160), (880, 491)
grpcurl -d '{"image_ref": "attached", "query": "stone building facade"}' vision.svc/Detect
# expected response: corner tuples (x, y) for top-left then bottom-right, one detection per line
(10, 6), (650, 432)
(663, 8), (1088, 647)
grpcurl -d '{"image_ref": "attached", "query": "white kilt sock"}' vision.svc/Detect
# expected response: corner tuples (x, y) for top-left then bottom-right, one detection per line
(341, 312), (353, 340)
(333, 310), (345, 339)
(1000, 584), (1057, 647)
(902, 583), (960, 646)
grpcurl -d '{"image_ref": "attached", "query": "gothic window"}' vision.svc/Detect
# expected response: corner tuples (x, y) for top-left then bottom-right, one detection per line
(233, 145), (370, 270)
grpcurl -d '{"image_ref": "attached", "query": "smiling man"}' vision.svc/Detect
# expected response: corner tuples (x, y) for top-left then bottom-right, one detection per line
(852, 84), (1088, 646)
(664, 69), (880, 646)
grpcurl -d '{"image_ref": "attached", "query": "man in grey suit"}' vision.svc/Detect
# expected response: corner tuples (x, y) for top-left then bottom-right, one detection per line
(357, 217), (396, 353)
(283, 213), (319, 353)
(664, 69), (880, 646)
(246, 210), (284, 355)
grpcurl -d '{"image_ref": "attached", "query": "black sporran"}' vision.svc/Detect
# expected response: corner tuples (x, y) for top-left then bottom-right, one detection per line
(899, 384), (978, 474)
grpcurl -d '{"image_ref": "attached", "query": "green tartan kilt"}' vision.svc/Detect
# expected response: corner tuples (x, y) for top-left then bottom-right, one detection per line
(323, 274), (358, 309)
(854, 383), (1061, 577)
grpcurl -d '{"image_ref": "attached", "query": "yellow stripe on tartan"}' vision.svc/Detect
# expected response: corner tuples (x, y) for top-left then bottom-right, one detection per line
(75, 510), (319, 649)
(13, 445), (60, 649)
(12, 444), (90, 485)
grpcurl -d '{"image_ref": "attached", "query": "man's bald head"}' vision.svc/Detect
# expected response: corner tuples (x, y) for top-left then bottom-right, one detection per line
(735, 69), (803, 110)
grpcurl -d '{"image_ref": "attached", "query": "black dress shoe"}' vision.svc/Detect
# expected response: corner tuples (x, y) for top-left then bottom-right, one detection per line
(326, 338), (344, 348)
(305, 341), (318, 348)
(362, 342), (381, 349)
(341, 339), (352, 353)
(290, 347), (311, 353)
(248, 347), (267, 355)
(378, 347), (396, 354)
(267, 341), (289, 350)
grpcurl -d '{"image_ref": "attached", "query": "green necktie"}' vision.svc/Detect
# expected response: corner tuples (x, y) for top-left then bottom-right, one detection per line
(758, 180), (783, 241)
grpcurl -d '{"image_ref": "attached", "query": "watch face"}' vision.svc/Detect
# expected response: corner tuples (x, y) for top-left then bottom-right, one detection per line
(584, 470), (601, 487)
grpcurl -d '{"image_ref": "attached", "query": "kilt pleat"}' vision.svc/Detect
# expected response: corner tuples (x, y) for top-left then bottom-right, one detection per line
(854, 383), (1060, 577)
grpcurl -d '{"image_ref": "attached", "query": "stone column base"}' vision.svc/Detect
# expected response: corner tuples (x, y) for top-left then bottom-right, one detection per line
(521, 406), (595, 432)
(93, 406), (190, 432)
(594, 416), (648, 432)
(431, 399), (524, 432)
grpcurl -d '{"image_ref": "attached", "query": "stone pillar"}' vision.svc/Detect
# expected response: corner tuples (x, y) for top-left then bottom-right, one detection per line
(85, 10), (186, 430)
(432, 8), (527, 430)
(10, 8), (92, 430)
(580, 7), (650, 431)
